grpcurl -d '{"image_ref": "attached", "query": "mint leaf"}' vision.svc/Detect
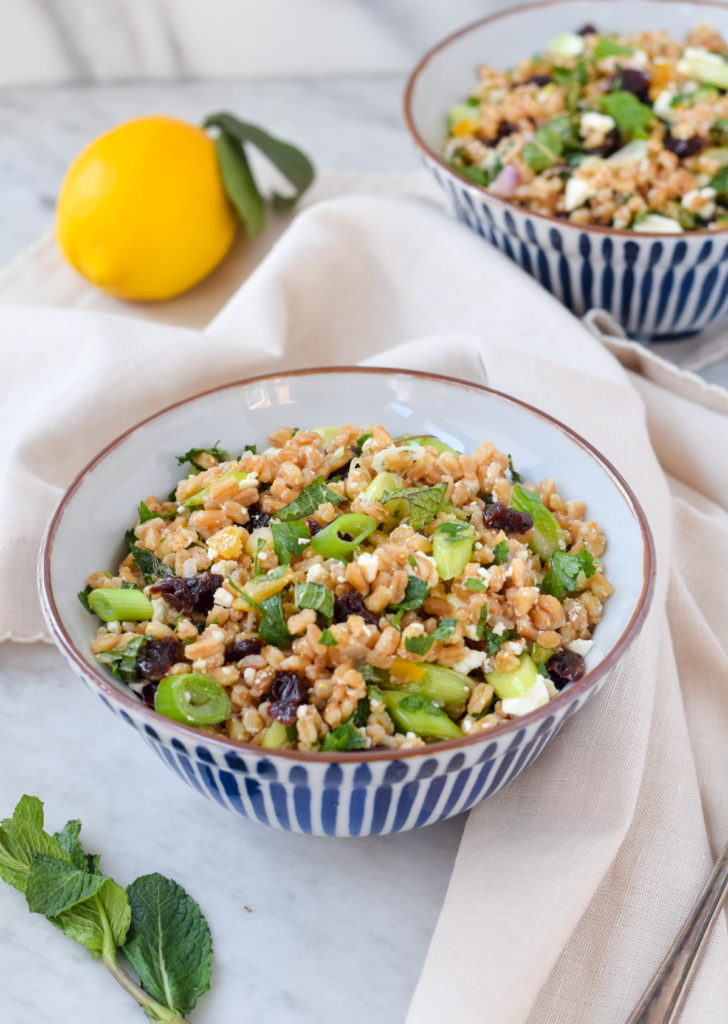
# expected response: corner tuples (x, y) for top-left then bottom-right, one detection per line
(0, 797), (67, 894)
(271, 520), (309, 565)
(322, 721), (366, 751)
(381, 482), (447, 530)
(96, 635), (146, 684)
(26, 855), (108, 918)
(258, 593), (293, 648)
(50, 878), (130, 958)
(354, 433), (372, 455)
(594, 37), (633, 57)
(139, 501), (175, 523)
(710, 165), (728, 195)
(124, 873), (212, 1016)
(600, 91), (653, 138)
(541, 549), (596, 600)
(353, 696), (370, 727)
(492, 540), (509, 565)
(175, 444), (231, 469)
(52, 820), (92, 872)
(125, 531), (175, 585)
(319, 628), (337, 646)
(294, 581), (334, 625)
(276, 477), (344, 521)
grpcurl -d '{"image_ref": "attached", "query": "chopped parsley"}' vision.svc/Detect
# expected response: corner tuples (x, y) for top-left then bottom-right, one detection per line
(138, 501), (175, 523)
(322, 720), (366, 752)
(492, 540), (509, 565)
(354, 433), (373, 455)
(465, 578), (486, 592)
(540, 549), (596, 600)
(482, 626), (516, 657)
(404, 617), (457, 656)
(175, 443), (231, 469)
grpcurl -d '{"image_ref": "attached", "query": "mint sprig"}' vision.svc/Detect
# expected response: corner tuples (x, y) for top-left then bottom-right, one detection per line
(0, 796), (212, 1023)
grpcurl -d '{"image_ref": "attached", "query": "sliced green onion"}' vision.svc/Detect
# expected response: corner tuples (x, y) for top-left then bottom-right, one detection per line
(381, 690), (462, 740)
(154, 673), (231, 726)
(364, 472), (402, 503)
(432, 521), (476, 580)
(87, 587), (153, 622)
(311, 513), (377, 561)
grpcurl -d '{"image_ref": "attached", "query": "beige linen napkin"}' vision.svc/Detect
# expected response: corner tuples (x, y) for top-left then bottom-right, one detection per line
(2, 194), (727, 1022)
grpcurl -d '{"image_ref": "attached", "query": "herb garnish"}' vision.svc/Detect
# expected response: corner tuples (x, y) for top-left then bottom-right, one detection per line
(294, 581), (334, 625)
(319, 628), (338, 647)
(322, 721), (366, 752)
(600, 91), (653, 138)
(175, 444), (231, 470)
(492, 540), (510, 565)
(0, 796), (212, 1023)
(139, 501), (175, 523)
(125, 531), (175, 584)
(95, 635), (146, 683)
(465, 578), (486, 592)
(270, 520), (310, 565)
(540, 549), (596, 600)
(381, 482), (448, 530)
(276, 478), (345, 521)
(404, 617), (457, 656)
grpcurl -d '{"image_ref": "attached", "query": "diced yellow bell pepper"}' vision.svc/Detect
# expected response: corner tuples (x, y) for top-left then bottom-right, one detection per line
(208, 525), (245, 560)
(243, 567), (293, 603)
(389, 659), (427, 684)
(452, 117), (480, 137)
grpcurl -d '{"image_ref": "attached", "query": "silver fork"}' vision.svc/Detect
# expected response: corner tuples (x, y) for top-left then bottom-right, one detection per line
(626, 842), (728, 1023)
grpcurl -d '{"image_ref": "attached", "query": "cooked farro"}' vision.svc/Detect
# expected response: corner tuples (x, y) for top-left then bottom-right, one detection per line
(81, 426), (612, 752)
(444, 23), (728, 231)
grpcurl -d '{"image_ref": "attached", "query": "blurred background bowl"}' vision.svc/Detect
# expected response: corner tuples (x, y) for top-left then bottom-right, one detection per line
(39, 368), (654, 836)
(404, 0), (728, 340)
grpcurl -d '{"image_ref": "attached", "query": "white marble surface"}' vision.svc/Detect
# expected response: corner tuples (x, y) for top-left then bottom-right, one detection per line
(1, 642), (465, 1024)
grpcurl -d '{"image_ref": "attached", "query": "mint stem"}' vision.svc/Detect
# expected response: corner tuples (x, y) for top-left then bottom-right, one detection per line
(102, 949), (188, 1024)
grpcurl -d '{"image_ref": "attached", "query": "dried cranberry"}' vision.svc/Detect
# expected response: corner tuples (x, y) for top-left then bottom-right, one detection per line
(481, 503), (533, 534)
(137, 635), (184, 680)
(269, 671), (306, 725)
(577, 23), (597, 35)
(333, 589), (379, 626)
(522, 74), (551, 87)
(588, 125), (622, 157)
(306, 518), (322, 537)
(139, 682), (159, 708)
(149, 576), (193, 613)
(247, 502), (271, 530)
(224, 636), (263, 663)
(185, 573), (223, 614)
(609, 69), (650, 104)
(548, 649), (586, 690)
(664, 134), (705, 158)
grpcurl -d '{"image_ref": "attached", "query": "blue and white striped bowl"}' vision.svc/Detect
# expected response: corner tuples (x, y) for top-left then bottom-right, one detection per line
(39, 369), (655, 836)
(404, 0), (728, 340)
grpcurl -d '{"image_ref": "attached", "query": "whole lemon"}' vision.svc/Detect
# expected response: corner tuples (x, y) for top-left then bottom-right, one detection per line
(56, 115), (238, 301)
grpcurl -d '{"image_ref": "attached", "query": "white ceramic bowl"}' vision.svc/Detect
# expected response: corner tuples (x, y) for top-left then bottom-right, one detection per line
(39, 369), (655, 836)
(404, 0), (728, 340)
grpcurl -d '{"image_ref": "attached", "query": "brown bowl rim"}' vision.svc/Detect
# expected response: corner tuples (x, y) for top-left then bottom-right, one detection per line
(39, 366), (656, 764)
(402, 0), (728, 239)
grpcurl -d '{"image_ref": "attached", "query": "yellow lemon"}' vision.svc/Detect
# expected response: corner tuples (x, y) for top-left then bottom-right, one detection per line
(56, 115), (238, 301)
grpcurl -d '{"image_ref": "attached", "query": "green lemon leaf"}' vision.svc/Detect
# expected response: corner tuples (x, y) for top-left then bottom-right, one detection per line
(123, 873), (212, 1016)
(205, 112), (315, 211)
(213, 128), (265, 239)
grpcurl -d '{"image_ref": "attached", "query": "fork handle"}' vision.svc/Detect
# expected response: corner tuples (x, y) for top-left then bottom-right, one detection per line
(626, 843), (728, 1024)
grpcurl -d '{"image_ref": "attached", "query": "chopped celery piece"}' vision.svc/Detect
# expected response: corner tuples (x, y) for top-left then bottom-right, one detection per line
(395, 434), (460, 455)
(311, 513), (377, 561)
(418, 664), (471, 708)
(261, 720), (290, 748)
(182, 470), (250, 508)
(432, 521), (476, 580)
(547, 32), (585, 57)
(531, 643), (557, 666)
(679, 50), (728, 91)
(87, 587), (153, 622)
(486, 653), (539, 700)
(510, 484), (565, 560)
(702, 147), (728, 166)
(312, 425), (341, 445)
(448, 103), (481, 127)
(381, 690), (462, 740)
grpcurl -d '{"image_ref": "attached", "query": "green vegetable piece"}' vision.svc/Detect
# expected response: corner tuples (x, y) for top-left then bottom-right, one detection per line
(270, 519), (309, 566)
(354, 432), (373, 455)
(364, 471), (402, 504)
(540, 549), (596, 600)
(381, 690), (462, 740)
(547, 31), (585, 57)
(448, 103), (481, 127)
(678, 50), (728, 91)
(710, 165), (728, 195)
(261, 721), (291, 748)
(510, 484), (565, 560)
(319, 628), (338, 647)
(311, 425), (341, 445)
(322, 721), (366, 751)
(276, 477), (345, 521)
(492, 540), (509, 565)
(396, 434), (460, 454)
(294, 581), (334, 624)
(359, 664), (390, 687)
(0, 796), (68, 894)
(175, 443), (231, 469)
(600, 91), (653, 138)
(481, 625), (516, 656)
(380, 482), (448, 531)
(353, 696), (370, 727)
(389, 575), (430, 616)
(88, 588), (153, 623)
(124, 873), (212, 1017)
(139, 501), (175, 523)
(78, 584), (94, 613)
(451, 161), (493, 187)
(486, 653), (540, 700)
(154, 674), (232, 726)
(182, 470), (250, 509)
(404, 633), (434, 656)
(594, 37), (633, 57)
(432, 521), (476, 580)
(531, 642), (557, 666)
(258, 593), (293, 648)
(465, 577), (486, 592)
(417, 663), (471, 708)
(96, 635), (146, 683)
(125, 530), (175, 584)
(311, 513), (377, 561)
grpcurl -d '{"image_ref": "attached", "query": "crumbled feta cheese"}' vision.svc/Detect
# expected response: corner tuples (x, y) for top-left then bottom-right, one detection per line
(213, 587), (233, 608)
(151, 598), (167, 623)
(633, 214), (684, 234)
(182, 558), (198, 578)
(449, 648), (487, 675)
(243, 667), (256, 685)
(580, 110), (616, 139)
(371, 443), (426, 473)
(491, 621), (507, 636)
(682, 186), (717, 220)
(564, 176), (594, 212)
(501, 678), (550, 717)
(211, 559), (238, 578)
(305, 563), (329, 584)
(567, 638), (594, 656)
(653, 88), (677, 121)
(356, 551), (379, 583)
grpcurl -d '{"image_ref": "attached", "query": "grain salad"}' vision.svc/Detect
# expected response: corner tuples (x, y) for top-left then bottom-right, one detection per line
(80, 426), (613, 752)
(444, 23), (728, 231)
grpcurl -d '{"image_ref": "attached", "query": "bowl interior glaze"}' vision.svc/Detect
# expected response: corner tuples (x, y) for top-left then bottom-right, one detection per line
(43, 368), (653, 759)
